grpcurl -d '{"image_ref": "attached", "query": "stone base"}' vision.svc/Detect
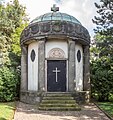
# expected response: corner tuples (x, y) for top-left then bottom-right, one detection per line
(20, 91), (43, 104)
(20, 91), (90, 104)
(72, 91), (90, 104)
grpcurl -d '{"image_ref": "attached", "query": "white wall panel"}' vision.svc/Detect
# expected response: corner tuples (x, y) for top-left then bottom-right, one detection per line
(75, 44), (83, 91)
(28, 41), (38, 91)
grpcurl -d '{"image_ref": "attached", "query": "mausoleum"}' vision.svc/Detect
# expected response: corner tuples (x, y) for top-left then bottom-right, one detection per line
(20, 5), (90, 104)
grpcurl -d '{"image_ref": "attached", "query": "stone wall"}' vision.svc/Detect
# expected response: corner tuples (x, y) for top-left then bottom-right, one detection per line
(72, 91), (90, 104)
(20, 91), (43, 104)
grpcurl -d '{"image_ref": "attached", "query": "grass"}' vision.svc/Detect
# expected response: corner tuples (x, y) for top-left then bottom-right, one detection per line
(98, 102), (113, 117)
(0, 102), (16, 120)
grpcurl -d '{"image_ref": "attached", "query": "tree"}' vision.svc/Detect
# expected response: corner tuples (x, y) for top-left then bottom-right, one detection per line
(0, 0), (28, 66)
(92, 0), (113, 35)
(0, 4), (14, 66)
(91, 55), (113, 101)
(92, 0), (113, 57)
(91, 0), (113, 101)
(0, 0), (28, 101)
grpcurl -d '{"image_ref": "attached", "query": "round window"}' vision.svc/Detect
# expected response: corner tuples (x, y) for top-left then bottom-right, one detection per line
(30, 49), (36, 62)
(77, 50), (81, 62)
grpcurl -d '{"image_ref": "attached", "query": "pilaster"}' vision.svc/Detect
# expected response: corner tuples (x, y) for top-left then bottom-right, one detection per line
(38, 39), (45, 91)
(68, 40), (75, 91)
(83, 45), (90, 91)
(21, 45), (28, 91)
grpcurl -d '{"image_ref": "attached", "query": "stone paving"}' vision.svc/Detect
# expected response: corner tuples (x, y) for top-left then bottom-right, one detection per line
(14, 102), (110, 120)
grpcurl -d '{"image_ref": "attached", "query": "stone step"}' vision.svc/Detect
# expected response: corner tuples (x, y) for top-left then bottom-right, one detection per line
(45, 93), (72, 97)
(41, 99), (76, 104)
(39, 103), (78, 107)
(38, 106), (81, 111)
(38, 93), (81, 111)
(43, 96), (74, 100)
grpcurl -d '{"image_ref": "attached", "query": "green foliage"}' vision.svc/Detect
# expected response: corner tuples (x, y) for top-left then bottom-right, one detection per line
(6, 0), (28, 29)
(98, 102), (113, 117)
(0, 0), (28, 66)
(0, 67), (20, 101)
(92, 0), (113, 35)
(0, 0), (28, 101)
(11, 23), (28, 56)
(108, 93), (113, 102)
(0, 102), (15, 120)
(91, 57), (113, 101)
(91, 0), (113, 102)
(93, 34), (113, 57)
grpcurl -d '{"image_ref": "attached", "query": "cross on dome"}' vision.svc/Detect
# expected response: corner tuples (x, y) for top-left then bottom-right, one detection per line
(51, 4), (59, 12)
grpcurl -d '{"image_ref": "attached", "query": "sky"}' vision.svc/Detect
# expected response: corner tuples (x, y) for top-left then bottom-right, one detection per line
(5, 0), (100, 38)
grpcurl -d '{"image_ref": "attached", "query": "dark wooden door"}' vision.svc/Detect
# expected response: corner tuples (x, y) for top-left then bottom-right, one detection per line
(47, 60), (66, 92)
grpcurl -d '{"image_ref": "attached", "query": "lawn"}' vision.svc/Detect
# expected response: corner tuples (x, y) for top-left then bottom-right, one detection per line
(98, 102), (113, 118)
(0, 102), (16, 120)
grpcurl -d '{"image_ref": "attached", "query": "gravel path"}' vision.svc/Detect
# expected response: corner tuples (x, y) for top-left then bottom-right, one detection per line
(14, 102), (110, 120)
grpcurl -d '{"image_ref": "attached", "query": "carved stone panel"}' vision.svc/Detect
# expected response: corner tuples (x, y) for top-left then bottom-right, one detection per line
(48, 48), (65, 58)
(41, 23), (51, 33)
(67, 23), (73, 33)
(30, 24), (39, 34)
(52, 22), (62, 32)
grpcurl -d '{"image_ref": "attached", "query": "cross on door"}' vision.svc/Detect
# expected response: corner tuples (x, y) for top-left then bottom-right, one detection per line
(53, 67), (61, 82)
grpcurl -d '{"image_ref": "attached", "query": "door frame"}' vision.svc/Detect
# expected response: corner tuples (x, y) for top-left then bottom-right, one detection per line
(45, 58), (68, 92)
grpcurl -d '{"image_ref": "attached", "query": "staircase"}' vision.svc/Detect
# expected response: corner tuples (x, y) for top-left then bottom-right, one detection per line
(38, 92), (81, 111)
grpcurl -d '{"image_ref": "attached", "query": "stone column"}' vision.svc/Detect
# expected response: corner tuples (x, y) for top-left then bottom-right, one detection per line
(38, 39), (45, 91)
(68, 40), (75, 91)
(83, 45), (90, 91)
(21, 45), (28, 91)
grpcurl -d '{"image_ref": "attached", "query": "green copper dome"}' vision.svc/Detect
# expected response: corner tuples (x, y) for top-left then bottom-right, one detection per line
(30, 12), (81, 25)
(21, 5), (90, 45)
(30, 5), (81, 24)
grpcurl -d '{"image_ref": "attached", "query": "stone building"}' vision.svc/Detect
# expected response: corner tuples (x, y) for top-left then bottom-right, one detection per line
(20, 5), (90, 104)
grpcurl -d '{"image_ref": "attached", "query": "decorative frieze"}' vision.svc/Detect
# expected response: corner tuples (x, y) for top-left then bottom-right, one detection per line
(52, 21), (62, 32)
(31, 24), (39, 34)
(20, 21), (90, 45)
(41, 22), (51, 33)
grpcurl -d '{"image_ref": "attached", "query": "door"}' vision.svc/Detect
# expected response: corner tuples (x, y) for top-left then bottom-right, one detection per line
(47, 60), (66, 92)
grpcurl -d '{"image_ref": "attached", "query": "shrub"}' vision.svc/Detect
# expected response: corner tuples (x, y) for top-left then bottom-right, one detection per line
(108, 93), (113, 102)
(91, 57), (113, 101)
(0, 67), (20, 101)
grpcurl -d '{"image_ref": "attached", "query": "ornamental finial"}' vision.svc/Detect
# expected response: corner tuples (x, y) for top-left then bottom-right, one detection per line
(51, 4), (59, 12)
